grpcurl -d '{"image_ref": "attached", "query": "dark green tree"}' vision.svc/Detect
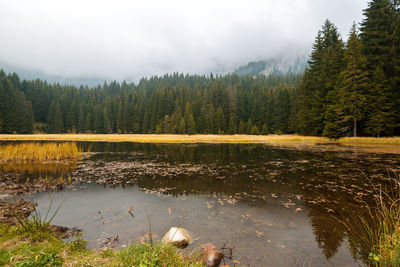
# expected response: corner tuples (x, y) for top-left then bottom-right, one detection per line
(338, 25), (370, 137)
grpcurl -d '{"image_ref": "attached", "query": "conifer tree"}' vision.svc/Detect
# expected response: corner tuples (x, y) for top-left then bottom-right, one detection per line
(250, 125), (260, 135)
(261, 124), (269, 135)
(85, 113), (92, 132)
(184, 102), (197, 134)
(323, 89), (343, 139)
(338, 25), (370, 137)
(246, 119), (253, 134)
(365, 67), (395, 136)
(215, 107), (226, 133)
(238, 120), (246, 134)
(297, 20), (344, 135)
(360, 0), (396, 78)
(228, 116), (236, 134)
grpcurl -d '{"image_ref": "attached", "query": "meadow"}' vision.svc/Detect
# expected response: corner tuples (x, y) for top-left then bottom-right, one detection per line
(1, 134), (400, 145)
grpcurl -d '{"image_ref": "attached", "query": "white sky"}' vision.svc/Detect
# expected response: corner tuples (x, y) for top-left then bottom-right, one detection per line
(0, 0), (368, 80)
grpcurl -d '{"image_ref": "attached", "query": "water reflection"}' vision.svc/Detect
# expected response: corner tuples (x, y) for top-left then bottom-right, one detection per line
(5, 142), (400, 266)
(0, 160), (78, 177)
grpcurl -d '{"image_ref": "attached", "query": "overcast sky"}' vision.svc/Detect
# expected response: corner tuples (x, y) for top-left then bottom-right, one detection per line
(0, 0), (368, 81)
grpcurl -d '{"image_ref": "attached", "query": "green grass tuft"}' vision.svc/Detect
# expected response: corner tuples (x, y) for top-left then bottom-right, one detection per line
(342, 174), (400, 266)
(0, 223), (203, 267)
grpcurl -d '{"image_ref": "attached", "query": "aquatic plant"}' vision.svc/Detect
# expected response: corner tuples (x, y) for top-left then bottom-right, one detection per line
(16, 197), (64, 241)
(0, 142), (82, 162)
(342, 174), (400, 266)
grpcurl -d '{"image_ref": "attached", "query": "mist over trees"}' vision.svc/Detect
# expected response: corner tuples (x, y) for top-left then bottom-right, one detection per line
(0, 0), (398, 137)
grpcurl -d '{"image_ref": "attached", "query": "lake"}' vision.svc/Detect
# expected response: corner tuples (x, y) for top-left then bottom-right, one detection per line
(4, 142), (400, 266)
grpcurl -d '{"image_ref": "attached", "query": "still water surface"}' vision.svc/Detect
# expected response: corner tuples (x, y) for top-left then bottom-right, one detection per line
(10, 142), (400, 266)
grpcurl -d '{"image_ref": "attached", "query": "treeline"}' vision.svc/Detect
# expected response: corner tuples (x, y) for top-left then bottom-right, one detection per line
(0, 70), (300, 135)
(297, 0), (400, 138)
(0, 0), (399, 137)
(0, 72), (34, 134)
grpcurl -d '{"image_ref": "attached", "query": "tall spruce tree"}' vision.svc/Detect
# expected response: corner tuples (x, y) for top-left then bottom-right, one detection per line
(365, 67), (395, 136)
(338, 25), (370, 137)
(298, 20), (344, 136)
(360, 0), (400, 134)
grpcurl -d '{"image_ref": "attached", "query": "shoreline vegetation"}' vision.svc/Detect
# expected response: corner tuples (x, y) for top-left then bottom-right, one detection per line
(1, 134), (400, 145)
(0, 142), (82, 162)
(0, 223), (202, 266)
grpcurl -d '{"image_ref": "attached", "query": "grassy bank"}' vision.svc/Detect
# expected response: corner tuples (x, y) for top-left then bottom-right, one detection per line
(0, 134), (329, 143)
(343, 175), (400, 266)
(0, 142), (82, 162)
(1, 133), (399, 145)
(0, 224), (202, 266)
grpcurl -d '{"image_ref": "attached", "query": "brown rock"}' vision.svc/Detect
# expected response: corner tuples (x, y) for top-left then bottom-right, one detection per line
(198, 243), (224, 267)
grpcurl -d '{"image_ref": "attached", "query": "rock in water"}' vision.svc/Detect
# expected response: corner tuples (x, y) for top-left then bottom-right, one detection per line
(161, 227), (192, 248)
(198, 243), (225, 267)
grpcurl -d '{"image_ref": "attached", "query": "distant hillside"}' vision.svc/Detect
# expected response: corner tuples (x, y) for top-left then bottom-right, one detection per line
(234, 57), (307, 76)
(0, 62), (106, 87)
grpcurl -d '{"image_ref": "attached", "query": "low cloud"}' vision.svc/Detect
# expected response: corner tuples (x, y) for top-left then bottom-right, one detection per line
(0, 0), (368, 81)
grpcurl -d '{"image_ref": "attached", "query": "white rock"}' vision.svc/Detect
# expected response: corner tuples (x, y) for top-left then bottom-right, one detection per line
(161, 227), (192, 248)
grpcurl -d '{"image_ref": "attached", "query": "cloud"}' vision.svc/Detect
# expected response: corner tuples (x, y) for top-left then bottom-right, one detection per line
(0, 0), (368, 81)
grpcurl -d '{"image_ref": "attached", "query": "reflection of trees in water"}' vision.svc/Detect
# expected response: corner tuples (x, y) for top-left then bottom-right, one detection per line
(68, 143), (400, 264)
(0, 160), (78, 179)
(304, 188), (389, 265)
(82, 142), (314, 165)
(307, 207), (347, 259)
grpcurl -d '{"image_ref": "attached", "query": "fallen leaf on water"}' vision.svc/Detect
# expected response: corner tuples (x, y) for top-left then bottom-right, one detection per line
(233, 260), (241, 264)
(256, 231), (264, 237)
(295, 208), (302, 213)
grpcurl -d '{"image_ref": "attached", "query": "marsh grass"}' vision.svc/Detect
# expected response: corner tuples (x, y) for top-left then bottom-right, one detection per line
(340, 137), (400, 145)
(0, 133), (330, 143)
(16, 197), (65, 241)
(0, 142), (82, 162)
(1, 134), (399, 146)
(342, 174), (400, 266)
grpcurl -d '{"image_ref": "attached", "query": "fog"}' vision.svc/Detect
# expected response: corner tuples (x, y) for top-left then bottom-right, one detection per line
(0, 0), (368, 81)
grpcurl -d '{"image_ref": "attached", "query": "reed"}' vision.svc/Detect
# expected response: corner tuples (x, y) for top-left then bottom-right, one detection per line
(342, 174), (400, 266)
(0, 142), (82, 162)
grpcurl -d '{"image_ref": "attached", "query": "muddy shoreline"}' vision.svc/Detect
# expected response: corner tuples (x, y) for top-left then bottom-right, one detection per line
(0, 173), (80, 238)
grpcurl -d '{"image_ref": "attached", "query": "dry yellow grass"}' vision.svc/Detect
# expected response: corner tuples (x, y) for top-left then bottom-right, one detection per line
(340, 137), (400, 145)
(0, 142), (82, 162)
(0, 134), (332, 144)
(0, 134), (399, 145)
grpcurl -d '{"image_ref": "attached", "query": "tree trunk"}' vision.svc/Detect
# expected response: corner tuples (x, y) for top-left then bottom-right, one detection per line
(353, 118), (357, 137)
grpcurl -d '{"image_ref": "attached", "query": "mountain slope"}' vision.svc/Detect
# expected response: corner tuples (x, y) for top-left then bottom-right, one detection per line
(234, 57), (308, 76)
